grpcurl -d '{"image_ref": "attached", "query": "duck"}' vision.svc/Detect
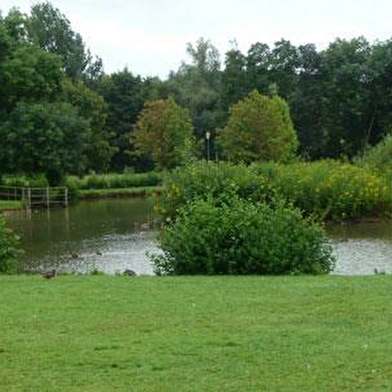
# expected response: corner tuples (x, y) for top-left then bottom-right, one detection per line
(123, 269), (137, 276)
(42, 269), (57, 279)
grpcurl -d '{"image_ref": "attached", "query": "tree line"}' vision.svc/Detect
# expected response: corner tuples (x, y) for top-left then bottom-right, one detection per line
(1, 2), (392, 183)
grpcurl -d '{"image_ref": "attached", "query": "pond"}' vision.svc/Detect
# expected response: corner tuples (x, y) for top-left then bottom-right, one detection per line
(4, 198), (392, 276)
(4, 198), (160, 275)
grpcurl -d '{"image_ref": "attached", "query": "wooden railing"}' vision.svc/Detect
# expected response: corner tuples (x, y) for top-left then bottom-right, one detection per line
(0, 185), (68, 209)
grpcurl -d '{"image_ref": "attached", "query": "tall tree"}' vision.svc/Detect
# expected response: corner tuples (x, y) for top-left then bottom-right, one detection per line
(0, 102), (91, 184)
(246, 42), (271, 93)
(61, 79), (114, 172)
(166, 38), (224, 141)
(365, 39), (392, 149)
(131, 97), (196, 170)
(26, 2), (102, 81)
(269, 39), (300, 99)
(94, 68), (155, 171)
(221, 43), (249, 111)
(217, 90), (298, 163)
(289, 44), (325, 158)
(318, 37), (372, 157)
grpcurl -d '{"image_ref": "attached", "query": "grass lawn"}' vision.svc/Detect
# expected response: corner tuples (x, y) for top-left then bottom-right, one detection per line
(0, 200), (23, 211)
(1, 275), (392, 391)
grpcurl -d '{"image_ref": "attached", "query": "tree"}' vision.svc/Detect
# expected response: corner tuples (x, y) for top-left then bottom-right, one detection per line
(131, 97), (196, 170)
(365, 39), (392, 149)
(61, 79), (114, 172)
(26, 2), (102, 81)
(217, 90), (298, 163)
(0, 5), (110, 181)
(94, 68), (155, 171)
(288, 43), (325, 159)
(246, 42), (271, 93)
(269, 39), (300, 99)
(165, 38), (224, 140)
(0, 44), (63, 113)
(221, 44), (249, 111)
(0, 102), (91, 184)
(317, 37), (372, 158)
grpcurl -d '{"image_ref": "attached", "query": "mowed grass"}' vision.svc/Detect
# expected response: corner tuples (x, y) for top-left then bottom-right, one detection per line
(1, 275), (392, 391)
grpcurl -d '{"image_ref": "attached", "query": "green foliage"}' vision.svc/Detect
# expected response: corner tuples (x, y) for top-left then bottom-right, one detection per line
(257, 160), (391, 221)
(66, 171), (162, 190)
(0, 200), (23, 211)
(61, 79), (114, 172)
(0, 43), (63, 112)
(26, 1), (102, 81)
(94, 69), (154, 171)
(355, 133), (392, 177)
(0, 215), (20, 273)
(158, 161), (391, 222)
(153, 197), (334, 275)
(132, 97), (196, 170)
(0, 102), (91, 184)
(217, 90), (298, 163)
(1, 173), (49, 187)
(165, 38), (224, 141)
(158, 161), (268, 220)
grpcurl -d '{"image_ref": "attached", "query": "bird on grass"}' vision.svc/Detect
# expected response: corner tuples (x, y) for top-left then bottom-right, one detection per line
(123, 269), (137, 276)
(42, 269), (57, 279)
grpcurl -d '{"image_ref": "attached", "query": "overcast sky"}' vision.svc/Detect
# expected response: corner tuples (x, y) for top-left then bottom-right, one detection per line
(2, 0), (392, 79)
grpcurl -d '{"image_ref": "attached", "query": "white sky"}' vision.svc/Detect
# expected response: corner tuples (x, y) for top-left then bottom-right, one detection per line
(2, 0), (392, 79)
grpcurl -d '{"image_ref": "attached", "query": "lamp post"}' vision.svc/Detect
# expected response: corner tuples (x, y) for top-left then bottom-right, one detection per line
(206, 131), (211, 161)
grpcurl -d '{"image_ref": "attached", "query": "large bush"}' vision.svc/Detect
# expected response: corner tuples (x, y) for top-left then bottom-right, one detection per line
(0, 216), (20, 274)
(153, 198), (335, 275)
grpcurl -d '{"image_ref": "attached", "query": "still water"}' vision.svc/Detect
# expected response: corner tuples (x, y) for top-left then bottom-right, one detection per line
(4, 199), (160, 275)
(4, 198), (392, 275)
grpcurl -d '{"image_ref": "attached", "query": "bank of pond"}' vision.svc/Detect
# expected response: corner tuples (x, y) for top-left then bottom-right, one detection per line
(1, 160), (392, 276)
(2, 197), (392, 277)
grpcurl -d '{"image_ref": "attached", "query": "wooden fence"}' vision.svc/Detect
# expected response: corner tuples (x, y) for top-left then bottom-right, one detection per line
(0, 185), (68, 209)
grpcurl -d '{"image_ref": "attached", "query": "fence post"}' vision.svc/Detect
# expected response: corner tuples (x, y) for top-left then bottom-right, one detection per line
(27, 188), (31, 209)
(64, 187), (68, 207)
(46, 187), (50, 209)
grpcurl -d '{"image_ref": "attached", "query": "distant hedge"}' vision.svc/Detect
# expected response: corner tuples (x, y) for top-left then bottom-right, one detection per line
(66, 172), (163, 190)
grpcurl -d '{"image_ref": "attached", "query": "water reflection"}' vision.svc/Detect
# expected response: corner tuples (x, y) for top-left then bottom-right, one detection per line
(328, 219), (392, 275)
(5, 199), (160, 275)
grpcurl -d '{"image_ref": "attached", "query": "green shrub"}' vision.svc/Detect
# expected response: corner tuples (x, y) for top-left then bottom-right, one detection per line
(355, 133), (392, 177)
(0, 216), (20, 274)
(1, 173), (49, 187)
(157, 162), (276, 220)
(152, 198), (335, 276)
(265, 160), (391, 221)
(66, 172), (163, 190)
